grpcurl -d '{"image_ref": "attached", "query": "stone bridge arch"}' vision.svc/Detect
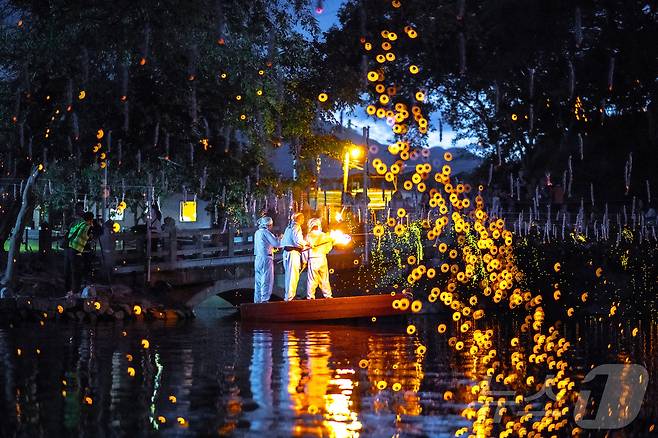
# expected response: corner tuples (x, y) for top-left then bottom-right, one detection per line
(184, 277), (256, 308)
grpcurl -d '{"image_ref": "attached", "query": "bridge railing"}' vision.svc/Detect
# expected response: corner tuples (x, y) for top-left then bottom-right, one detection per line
(107, 227), (262, 273)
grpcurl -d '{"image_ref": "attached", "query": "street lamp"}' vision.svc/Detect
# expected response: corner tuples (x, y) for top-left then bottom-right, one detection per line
(343, 145), (364, 193)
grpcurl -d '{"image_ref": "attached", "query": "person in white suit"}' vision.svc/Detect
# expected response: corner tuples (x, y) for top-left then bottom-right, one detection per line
(253, 216), (281, 303)
(305, 218), (333, 300)
(280, 212), (308, 301)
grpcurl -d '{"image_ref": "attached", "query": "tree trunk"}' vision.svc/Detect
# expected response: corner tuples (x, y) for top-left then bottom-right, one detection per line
(1, 166), (39, 289)
(0, 199), (21, 260)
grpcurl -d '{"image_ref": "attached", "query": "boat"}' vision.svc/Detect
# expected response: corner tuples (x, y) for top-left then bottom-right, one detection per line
(239, 293), (409, 322)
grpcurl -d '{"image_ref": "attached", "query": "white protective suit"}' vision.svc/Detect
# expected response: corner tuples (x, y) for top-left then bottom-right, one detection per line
(253, 217), (281, 303)
(281, 217), (307, 301)
(305, 219), (333, 299)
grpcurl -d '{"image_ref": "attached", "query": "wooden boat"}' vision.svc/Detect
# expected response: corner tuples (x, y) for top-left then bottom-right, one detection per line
(240, 293), (409, 322)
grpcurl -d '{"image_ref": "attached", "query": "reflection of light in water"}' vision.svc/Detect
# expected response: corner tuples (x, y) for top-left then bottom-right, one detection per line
(283, 331), (303, 414)
(324, 370), (362, 437)
(279, 330), (364, 437)
(365, 335), (424, 416)
(306, 331), (332, 414)
(149, 353), (163, 430)
(249, 330), (273, 431)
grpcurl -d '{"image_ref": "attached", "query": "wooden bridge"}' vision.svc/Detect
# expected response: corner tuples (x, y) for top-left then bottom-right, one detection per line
(93, 227), (366, 308)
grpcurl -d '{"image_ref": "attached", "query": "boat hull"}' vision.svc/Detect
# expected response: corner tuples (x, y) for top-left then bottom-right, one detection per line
(240, 293), (408, 322)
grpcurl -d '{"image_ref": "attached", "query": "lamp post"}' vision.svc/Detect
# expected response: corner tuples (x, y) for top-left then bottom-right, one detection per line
(362, 126), (370, 265)
(343, 145), (364, 195)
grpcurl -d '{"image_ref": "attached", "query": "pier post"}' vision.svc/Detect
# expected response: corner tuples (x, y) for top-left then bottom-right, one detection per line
(227, 227), (235, 257)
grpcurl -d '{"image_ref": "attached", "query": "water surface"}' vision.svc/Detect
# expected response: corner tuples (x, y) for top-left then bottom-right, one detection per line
(0, 303), (656, 436)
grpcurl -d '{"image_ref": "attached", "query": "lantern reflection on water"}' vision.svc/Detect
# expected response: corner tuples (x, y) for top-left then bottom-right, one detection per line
(244, 327), (425, 436)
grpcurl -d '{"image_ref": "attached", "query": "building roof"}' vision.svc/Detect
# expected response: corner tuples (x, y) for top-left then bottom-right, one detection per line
(268, 125), (482, 180)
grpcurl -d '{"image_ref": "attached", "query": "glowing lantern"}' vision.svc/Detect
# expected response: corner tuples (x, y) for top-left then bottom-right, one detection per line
(180, 201), (197, 222)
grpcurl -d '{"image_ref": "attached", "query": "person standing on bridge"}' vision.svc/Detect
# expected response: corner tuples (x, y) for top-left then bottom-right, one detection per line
(281, 212), (308, 301)
(253, 216), (281, 303)
(305, 218), (333, 300)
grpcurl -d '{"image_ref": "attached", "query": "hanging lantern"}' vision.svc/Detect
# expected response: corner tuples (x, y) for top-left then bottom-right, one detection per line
(224, 126), (231, 153)
(140, 23), (151, 65)
(18, 122), (24, 149)
(81, 47), (89, 85)
(607, 56), (615, 92)
(574, 7), (583, 48)
(590, 183), (594, 207)
(120, 61), (129, 100)
(202, 117), (209, 139)
(458, 32), (466, 74)
(13, 90), (21, 123)
(66, 78), (73, 108)
(123, 101), (129, 132)
(624, 152), (632, 195)
(494, 81), (500, 114)
(567, 155), (573, 198)
(71, 112), (79, 140)
(216, 0), (226, 44)
(568, 60), (575, 100)
(189, 83), (197, 124)
(456, 0), (465, 20)
(153, 122), (159, 148)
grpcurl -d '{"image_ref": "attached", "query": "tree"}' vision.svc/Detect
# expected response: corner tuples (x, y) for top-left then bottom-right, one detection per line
(1, 0), (355, 286)
(320, 0), (658, 202)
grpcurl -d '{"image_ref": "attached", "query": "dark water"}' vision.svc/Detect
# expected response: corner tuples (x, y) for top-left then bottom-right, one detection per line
(1, 303), (657, 437)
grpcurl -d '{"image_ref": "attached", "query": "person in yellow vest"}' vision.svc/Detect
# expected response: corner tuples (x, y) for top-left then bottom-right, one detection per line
(305, 218), (333, 299)
(64, 212), (94, 296)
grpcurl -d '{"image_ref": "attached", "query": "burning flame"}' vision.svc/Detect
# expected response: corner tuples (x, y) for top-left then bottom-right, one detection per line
(329, 229), (352, 246)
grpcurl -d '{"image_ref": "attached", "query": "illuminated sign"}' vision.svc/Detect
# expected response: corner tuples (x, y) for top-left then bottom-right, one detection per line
(179, 201), (197, 222)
